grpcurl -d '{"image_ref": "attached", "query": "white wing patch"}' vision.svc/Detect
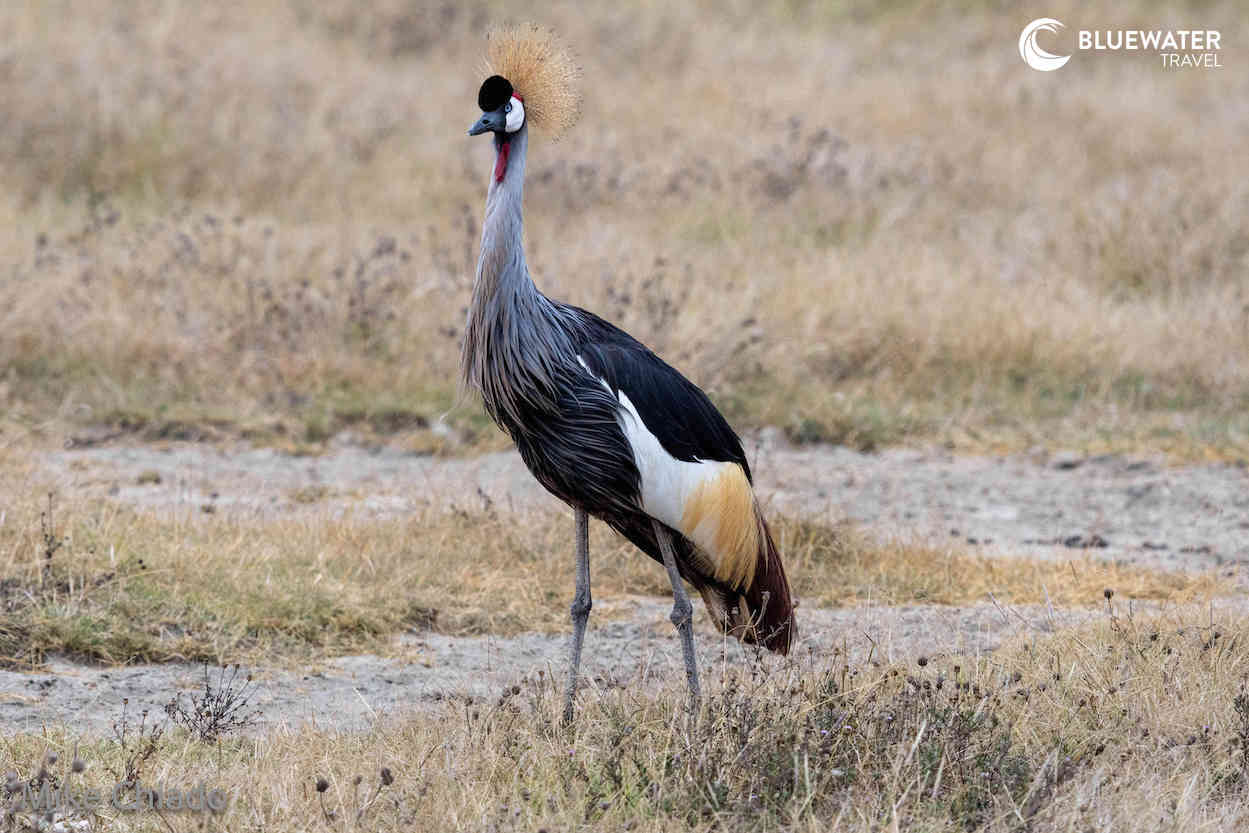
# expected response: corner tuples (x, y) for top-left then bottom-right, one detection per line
(614, 389), (736, 534)
(577, 356), (759, 588)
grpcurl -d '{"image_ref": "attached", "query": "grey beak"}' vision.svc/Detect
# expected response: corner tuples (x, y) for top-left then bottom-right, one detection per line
(468, 109), (506, 136)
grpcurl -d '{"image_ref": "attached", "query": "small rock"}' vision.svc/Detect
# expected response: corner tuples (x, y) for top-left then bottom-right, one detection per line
(1051, 452), (1084, 470)
(1061, 534), (1108, 549)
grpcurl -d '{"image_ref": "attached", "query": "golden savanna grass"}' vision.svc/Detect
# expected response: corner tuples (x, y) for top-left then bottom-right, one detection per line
(7, 607), (1249, 831)
(0, 0), (1247, 457)
(0, 455), (1227, 668)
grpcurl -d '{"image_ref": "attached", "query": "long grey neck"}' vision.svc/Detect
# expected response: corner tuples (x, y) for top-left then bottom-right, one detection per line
(474, 126), (531, 302)
(461, 125), (576, 425)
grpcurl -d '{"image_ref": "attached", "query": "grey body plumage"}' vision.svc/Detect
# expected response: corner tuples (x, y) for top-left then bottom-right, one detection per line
(461, 126), (642, 523)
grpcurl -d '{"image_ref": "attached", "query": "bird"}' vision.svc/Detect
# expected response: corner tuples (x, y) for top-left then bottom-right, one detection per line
(461, 26), (795, 721)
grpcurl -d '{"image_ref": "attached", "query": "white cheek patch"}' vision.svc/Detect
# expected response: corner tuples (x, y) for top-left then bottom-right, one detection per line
(505, 96), (525, 133)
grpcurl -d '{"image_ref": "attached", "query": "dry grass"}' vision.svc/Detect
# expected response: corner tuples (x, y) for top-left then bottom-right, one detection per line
(1, 0), (1247, 457)
(7, 606), (1249, 831)
(0, 457), (1227, 668)
(781, 519), (1224, 609)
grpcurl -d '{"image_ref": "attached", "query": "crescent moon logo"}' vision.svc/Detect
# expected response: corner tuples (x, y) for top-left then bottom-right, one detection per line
(1019, 18), (1072, 71)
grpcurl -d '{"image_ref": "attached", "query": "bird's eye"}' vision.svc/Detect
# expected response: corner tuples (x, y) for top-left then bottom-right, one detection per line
(504, 103), (512, 113)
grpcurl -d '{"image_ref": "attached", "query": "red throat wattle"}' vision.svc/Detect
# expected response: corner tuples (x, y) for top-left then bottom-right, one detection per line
(494, 141), (511, 183)
(493, 93), (522, 183)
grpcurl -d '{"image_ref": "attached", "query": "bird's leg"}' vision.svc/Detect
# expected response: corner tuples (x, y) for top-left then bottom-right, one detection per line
(652, 519), (701, 709)
(562, 508), (592, 725)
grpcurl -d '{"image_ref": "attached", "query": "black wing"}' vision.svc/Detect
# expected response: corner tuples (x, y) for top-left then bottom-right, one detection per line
(563, 306), (794, 654)
(570, 307), (751, 481)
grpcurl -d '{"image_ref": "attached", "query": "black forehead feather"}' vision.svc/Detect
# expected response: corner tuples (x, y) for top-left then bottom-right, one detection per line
(478, 75), (513, 111)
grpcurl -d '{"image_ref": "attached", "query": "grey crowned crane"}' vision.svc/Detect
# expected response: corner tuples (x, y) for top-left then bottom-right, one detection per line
(462, 27), (795, 720)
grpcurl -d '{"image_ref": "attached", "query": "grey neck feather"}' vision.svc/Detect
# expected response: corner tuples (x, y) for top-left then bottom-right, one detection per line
(461, 124), (580, 428)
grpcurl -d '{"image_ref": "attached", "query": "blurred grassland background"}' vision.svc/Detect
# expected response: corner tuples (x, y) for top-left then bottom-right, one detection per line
(3, 4), (1249, 830)
(0, 0), (1246, 458)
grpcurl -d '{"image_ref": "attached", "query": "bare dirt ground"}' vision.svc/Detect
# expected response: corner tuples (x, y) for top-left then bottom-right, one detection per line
(46, 428), (1249, 569)
(0, 596), (1154, 735)
(6, 432), (1248, 734)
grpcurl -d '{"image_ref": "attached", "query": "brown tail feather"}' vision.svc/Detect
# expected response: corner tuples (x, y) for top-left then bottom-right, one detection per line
(695, 510), (795, 655)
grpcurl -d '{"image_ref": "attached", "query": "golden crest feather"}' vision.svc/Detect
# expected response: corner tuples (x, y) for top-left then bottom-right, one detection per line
(483, 25), (581, 140)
